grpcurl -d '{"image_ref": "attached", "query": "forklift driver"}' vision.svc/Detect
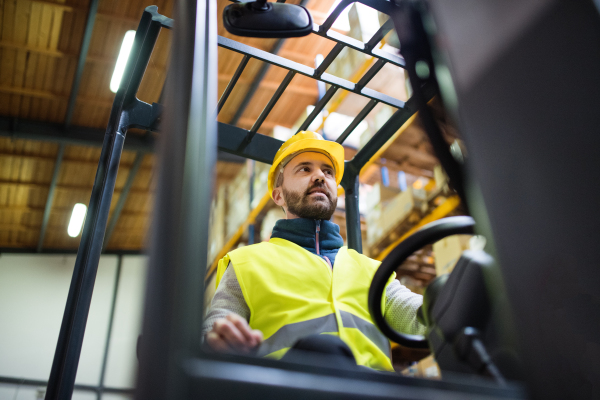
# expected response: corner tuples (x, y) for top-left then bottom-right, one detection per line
(203, 131), (426, 371)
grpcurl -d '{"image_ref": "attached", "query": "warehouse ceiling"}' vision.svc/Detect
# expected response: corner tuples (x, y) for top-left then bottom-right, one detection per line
(0, 0), (440, 253)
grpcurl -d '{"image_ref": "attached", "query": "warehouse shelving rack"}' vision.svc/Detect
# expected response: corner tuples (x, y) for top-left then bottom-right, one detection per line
(44, 2), (525, 400)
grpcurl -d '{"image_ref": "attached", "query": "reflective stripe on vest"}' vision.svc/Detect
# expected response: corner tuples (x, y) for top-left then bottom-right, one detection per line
(257, 313), (338, 357)
(216, 239), (395, 371)
(257, 311), (390, 358)
(339, 311), (390, 357)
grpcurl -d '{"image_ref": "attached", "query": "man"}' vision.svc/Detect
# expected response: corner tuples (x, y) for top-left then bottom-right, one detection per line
(203, 131), (425, 371)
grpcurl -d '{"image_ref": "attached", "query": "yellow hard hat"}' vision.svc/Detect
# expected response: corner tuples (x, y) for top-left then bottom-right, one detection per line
(267, 131), (345, 198)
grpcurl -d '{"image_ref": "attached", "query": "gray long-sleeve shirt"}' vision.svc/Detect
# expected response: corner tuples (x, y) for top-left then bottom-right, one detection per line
(202, 262), (426, 337)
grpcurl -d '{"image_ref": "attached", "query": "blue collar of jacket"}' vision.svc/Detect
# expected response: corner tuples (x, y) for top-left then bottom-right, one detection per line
(271, 218), (344, 265)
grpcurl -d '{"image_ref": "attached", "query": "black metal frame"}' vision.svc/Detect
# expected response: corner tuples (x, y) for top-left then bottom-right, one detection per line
(45, 2), (521, 400)
(214, 0), (436, 253)
(45, 7), (172, 400)
(37, 143), (65, 252)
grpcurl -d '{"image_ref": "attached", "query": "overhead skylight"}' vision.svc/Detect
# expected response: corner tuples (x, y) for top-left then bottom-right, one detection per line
(327, 1), (385, 43)
(306, 106), (370, 148)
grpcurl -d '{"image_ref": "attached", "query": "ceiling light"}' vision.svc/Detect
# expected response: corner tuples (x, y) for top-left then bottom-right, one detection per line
(68, 203), (87, 238)
(110, 30), (136, 93)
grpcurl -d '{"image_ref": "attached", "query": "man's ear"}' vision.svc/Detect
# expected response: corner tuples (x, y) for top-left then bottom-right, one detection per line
(272, 187), (285, 207)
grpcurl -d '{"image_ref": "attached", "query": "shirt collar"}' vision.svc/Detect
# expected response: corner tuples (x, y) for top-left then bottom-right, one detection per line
(271, 218), (344, 252)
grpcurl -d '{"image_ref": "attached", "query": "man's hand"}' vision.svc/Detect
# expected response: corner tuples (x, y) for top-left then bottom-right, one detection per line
(205, 313), (263, 354)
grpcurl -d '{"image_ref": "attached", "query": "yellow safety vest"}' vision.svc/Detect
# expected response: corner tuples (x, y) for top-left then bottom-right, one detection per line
(216, 237), (394, 371)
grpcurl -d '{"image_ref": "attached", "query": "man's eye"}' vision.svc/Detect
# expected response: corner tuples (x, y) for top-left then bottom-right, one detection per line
(324, 169), (333, 175)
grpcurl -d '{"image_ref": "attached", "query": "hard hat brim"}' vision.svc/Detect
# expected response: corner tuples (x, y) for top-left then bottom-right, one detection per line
(268, 138), (345, 195)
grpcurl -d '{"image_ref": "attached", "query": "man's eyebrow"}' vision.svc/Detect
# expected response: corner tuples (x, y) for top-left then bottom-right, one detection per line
(294, 161), (334, 170)
(295, 161), (313, 168)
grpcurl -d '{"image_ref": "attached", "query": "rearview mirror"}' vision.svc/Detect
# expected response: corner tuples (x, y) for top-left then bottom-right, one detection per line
(223, 0), (313, 38)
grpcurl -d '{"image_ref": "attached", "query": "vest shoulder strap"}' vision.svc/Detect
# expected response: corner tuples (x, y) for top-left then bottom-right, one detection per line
(216, 241), (277, 287)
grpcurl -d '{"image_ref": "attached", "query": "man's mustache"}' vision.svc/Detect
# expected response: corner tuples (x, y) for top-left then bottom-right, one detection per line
(304, 182), (331, 200)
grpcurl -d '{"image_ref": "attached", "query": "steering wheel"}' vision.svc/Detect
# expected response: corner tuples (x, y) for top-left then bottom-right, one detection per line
(368, 216), (475, 349)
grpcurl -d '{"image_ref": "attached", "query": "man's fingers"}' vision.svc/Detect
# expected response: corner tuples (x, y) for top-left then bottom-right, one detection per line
(205, 331), (233, 353)
(206, 316), (264, 354)
(226, 314), (260, 347)
(251, 329), (263, 344)
(214, 319), (249, 349)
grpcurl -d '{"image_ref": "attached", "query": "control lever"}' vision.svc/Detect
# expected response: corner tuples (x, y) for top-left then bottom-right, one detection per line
(454, 327), (506, 386)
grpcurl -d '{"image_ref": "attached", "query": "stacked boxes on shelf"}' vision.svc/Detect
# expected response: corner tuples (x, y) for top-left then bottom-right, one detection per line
(365, 183), (416, 247)
(226, 163), (251, 239)
(432, 234), (487, 276)
(251, 161), (271, 209)
(379, 187), (417, 238)
(433, 164), (448, 192)
(432, 235), (470, 276)
(208, 184), (226, 266)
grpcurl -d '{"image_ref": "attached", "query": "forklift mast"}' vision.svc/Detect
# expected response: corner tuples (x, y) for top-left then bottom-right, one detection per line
(44, 0), (600, 399)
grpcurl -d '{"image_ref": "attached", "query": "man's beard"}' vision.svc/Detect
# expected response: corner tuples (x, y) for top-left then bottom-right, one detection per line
(282, 182), (337, 220)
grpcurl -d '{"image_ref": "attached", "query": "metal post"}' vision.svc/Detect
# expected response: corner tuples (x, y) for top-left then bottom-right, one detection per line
(136, 0), (218, 399)
(37, 143), (65, 252)
(248, 160), (256, 245)
(45, 8), (170, 400)
(343, 172), (361, 253)
(102, 152), (145, 251)
(45, 121), (127, 400)
(97, 255), (122, 400)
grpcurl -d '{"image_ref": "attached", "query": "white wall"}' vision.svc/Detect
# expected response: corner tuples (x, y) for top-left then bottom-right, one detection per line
(104, 256), (147, 389)
(0, 254), (147, 400)
(0, 384), (97, 400)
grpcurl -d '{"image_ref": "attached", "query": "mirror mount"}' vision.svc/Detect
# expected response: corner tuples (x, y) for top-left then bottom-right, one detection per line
(224, 1), (313, 38)
(249, 0), (269, 11)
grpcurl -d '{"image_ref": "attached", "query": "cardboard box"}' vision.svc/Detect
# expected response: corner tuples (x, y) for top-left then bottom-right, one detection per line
(433, 164), (448, 190)
(365, 203), (383, 246)
(379, 187), (415, 234)
(365, 182), (401, 212)
(208, 184), (226, 265)
(226, 165), (251, 238)
(365, 186), (416, 247)
(365, 183), (399, 246)
(401, 355), (441, 379)
(432, 234), (472, 276)
(251, 161), (270, 209)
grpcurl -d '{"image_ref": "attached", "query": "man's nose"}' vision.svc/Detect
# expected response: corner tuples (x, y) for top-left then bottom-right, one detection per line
(312, 169), (326, 182)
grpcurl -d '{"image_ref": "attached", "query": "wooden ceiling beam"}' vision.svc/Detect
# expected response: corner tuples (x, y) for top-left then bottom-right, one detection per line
(0, 223), (147, 233)
(0, 85), (116, 107)
(0, 180), (152, 194)
(0, 152), (153, 169)
(0, 86), (62, 101)
(65, 0), (100, 127)
(32, 0), (141, 25)
(0, 205), (150, 217)
(0, 41), (67, 57)
(0, 205), (151, 217)
(0, 117), (156, 152)
(0, 41), (166, 71)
